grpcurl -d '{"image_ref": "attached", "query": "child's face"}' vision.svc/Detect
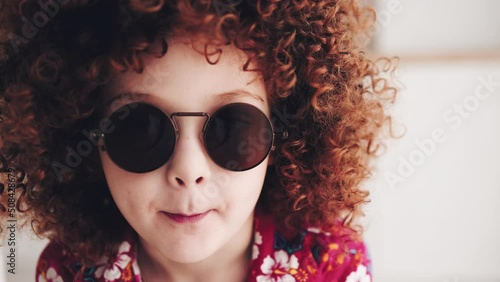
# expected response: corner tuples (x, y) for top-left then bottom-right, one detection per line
(98, 38), (271, 263)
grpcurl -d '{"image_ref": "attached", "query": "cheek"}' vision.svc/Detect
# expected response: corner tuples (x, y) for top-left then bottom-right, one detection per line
(99, 152), (151, 212)
(100, 153), (125, 194)
(224, 162), (268, 208)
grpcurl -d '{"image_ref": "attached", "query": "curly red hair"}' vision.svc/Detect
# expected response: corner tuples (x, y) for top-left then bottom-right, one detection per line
(0, 0), (397, 265)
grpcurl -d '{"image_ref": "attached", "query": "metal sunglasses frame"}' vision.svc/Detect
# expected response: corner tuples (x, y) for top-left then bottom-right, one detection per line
(90, 102), (289, 172)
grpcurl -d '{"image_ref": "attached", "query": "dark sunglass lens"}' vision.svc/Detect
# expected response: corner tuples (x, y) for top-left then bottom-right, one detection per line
(105, 103), (176, 173)
(205, 103), (273, 171)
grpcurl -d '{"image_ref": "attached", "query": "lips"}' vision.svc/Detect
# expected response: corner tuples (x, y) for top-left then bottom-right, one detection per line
(162, 210), (211, 224)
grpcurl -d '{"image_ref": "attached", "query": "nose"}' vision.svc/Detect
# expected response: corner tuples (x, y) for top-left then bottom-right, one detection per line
(164, 115), (212, 188)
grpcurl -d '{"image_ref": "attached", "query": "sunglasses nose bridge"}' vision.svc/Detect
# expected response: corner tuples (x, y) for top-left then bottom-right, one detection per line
(169, 112), (210, 140)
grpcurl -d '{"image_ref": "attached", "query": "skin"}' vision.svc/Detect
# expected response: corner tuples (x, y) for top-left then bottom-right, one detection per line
(98, 37), (273, 282)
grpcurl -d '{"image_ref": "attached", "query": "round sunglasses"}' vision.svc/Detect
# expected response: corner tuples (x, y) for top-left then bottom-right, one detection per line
(91, 102), (288, 173)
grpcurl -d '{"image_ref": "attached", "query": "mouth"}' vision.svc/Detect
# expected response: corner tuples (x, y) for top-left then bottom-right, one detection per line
(161, 210), (212, 224)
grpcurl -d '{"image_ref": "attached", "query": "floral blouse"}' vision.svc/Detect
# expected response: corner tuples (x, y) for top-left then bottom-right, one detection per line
(36, 211), (372, 282)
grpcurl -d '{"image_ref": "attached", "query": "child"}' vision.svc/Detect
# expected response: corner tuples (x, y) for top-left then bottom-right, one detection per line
(0, 0), (396, 281)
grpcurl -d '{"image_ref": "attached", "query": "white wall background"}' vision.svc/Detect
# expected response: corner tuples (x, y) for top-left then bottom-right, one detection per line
(374, 0), (500, 56)
(364, 60), (500, 282)
(364, 0), (500, 281)
(1, 1), (500, 282)
(0, 231), (48, 282)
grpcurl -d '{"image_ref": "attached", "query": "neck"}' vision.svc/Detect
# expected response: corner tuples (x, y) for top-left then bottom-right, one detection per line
(137, 212), (255, 282)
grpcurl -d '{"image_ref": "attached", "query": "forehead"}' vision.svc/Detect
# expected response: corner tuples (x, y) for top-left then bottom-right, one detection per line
(103, 39), (268, 113)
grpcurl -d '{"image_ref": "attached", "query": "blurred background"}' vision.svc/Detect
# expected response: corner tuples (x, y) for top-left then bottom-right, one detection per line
(1, 0), (500, 281)
(364, 0), (500, 281)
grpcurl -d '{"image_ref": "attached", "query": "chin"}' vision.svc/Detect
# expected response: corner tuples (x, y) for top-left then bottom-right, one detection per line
(168, 246), (217, 264)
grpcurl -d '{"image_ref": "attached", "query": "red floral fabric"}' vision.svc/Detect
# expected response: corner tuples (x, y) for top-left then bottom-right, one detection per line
(36, 211), (372, 282)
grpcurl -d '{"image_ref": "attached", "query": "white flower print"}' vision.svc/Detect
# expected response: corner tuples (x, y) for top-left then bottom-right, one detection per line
(94, 241), (132, 281)
(132, 258), (141, 275)
(306, 227), (331, 236)
(38, 267), (63, 282)
(252, 231), (263, 260)
(256, 250), (299, 282)
(93, 255), (111, 278)
(345, 264), (371, 282)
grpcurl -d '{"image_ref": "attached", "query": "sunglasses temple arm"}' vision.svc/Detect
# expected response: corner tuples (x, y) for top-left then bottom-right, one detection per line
(89, 129), (107, 151)
(271, 107), (290, 142)
(274, 130), (289, 140)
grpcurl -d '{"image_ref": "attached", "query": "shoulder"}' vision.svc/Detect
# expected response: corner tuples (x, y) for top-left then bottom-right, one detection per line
(36, 236), (141, 282)
(248, 212), (372, 282)
(306, 224), (372, 282)
(36, 240), (78, 282)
